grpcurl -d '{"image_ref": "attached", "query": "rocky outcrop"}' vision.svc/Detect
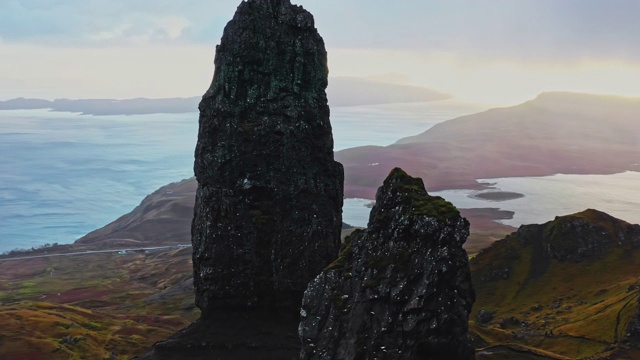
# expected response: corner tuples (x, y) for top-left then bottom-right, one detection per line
(140, 1), (342, 358)
(192, 0), (343, 317)
(516, 209), (640, 262)
(299, 168), (476, 360)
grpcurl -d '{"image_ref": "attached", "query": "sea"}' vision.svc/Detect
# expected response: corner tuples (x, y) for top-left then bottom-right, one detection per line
(1, 100), (639, 252)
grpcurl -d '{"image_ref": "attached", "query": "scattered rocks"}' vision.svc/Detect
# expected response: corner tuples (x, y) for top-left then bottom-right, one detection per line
(499, 317), (525, 329)
(476, 309), (494, 324)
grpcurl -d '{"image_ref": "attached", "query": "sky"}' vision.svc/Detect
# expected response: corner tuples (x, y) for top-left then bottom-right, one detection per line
(2, 0), (640, 104)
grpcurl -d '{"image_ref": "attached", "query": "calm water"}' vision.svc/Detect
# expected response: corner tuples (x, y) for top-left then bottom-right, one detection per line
(440, 172), (640, 227)
(0, 100), (487, 252)
(343, 172), (640, 228)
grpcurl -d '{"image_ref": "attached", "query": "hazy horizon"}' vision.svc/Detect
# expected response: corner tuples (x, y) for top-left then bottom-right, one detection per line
(2, 1), (640, 105)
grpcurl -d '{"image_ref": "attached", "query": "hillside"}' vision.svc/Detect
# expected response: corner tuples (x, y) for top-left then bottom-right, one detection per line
(0, 247), (198, 360)
(470, 209), (640, 359)
(2, 196), (639, 358)
(74, 179), (196, 250)
(337, 92), (640, 198)
(68, 177), (511, 254)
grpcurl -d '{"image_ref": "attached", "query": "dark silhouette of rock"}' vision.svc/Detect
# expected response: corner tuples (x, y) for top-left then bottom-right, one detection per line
(139, 1), (342, 359)
(193, 0), (342, 319)
(299, 168), (475, 360)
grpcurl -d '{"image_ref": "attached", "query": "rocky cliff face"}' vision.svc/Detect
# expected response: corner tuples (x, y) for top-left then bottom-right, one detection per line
(138, 1), (342, 358)
(299, 168), (476, 360)
(192, 0), (343, 317)
(516, 209), (640, 262)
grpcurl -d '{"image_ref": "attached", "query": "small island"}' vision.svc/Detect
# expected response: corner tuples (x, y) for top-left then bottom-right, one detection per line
(469, 191), (525, 202)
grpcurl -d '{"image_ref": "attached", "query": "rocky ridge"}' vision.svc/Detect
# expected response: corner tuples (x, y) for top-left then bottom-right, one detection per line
(299, 168), (476, 360)
(471, 209), (640, 359)
(476, 209), (640, 284)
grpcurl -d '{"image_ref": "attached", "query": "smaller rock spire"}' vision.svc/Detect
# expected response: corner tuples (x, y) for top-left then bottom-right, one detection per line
(299, 167), (476, 360)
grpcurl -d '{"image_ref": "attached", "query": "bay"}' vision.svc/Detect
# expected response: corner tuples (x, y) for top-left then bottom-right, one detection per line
(0, 100), (487, 252)
(440, 172), (640, 227)
(343, 172), (640, 228)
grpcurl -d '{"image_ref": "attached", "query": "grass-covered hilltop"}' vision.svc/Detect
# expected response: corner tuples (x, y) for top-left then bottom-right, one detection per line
(471, 209), (640, 359)
(338, 92), (640, 199)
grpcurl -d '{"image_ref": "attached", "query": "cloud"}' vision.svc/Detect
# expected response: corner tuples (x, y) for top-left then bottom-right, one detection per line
(157, 16), (190, 40)
(0, 43), (216, 100)
(1, 0), (639, 63)
(0, 0), (235, 46)
(85, 16), (190, 44)
(304, 0), (640, 63)
(2, 0), (640, 102)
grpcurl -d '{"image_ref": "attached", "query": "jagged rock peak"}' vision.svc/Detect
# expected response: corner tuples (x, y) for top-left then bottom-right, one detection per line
(516, 208), (640, 262)
(192, 0), (343, 320)
(203, 0), (326, 107)
(299, 168), (476, 360)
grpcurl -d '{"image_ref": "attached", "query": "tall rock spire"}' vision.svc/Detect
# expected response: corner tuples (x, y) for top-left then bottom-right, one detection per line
(193, 0), (343, 319)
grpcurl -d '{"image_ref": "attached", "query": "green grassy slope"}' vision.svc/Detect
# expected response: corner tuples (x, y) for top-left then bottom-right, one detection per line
(471, 209), (640, 359)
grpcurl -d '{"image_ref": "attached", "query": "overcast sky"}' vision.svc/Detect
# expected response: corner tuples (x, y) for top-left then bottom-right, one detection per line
(2, 0), (640, 104)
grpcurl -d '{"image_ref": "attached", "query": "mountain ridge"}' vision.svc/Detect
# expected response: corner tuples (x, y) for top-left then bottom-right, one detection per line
(337, 91), (640, 198)
(0, 77), (449, 115)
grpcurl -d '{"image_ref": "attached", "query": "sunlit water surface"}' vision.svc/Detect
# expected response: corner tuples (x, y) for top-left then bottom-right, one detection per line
(344, 172), (640, 228)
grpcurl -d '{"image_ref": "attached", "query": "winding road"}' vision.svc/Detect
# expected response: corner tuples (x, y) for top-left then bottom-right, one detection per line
(0, 244), (192, 262)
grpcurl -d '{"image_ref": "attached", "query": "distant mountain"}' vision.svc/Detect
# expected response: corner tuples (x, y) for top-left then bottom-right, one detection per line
(0, 77), (450, 115)
(0, 97), (52, 109)
(337, 92), (640, 198)
(0, 97), (201, 116)
(327, 76), (449, 106)
(471, 209), (640, 359)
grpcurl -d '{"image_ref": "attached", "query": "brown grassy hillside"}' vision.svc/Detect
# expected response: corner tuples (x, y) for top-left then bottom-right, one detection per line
(0, 248), (197, 359)
(337, 92), (640, 199)
(471, 209), (640, 359)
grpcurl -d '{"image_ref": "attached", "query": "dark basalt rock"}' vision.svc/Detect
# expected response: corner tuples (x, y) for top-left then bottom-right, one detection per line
(193, 0), (342, 317)
(476, 309), (493, 324)
(299, 168), (476, 360)
(140, 1), (342, 358)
